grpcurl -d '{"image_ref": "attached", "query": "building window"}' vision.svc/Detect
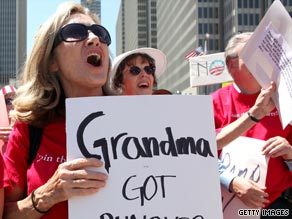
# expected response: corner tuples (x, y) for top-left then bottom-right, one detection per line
(250, 14), (254, 25)
(204, 23), (208, 33)
(209, 39), (214, 50)
(214, 23), (218, 34)
(199, 7), (203, 18)
(199, 23), (203, 34)
(255, 14), (260, 24)
(238, 0), (242, 8)
(204, 7), (208, 17)
(209, 8), (213, 18)
(215, 39), (219, 50)
(199, 39), (204, 47)
(238, 14), (242, 25)
(244, 14), (248, 24)
(209, 23), (213, 34)
(214, 7), (218, 18)
(243, 0), (248, 8)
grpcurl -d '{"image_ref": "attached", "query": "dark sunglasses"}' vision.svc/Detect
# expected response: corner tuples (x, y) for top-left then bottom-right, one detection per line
(129, 65), (156, 76)
(53, 23), (111, 49)
(5, 98), (13, 105)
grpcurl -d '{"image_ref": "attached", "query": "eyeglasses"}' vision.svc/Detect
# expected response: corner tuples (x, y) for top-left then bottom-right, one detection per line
(53, 23), (111, 49)
(129, 65), (156, 76)
(5, 98), (13, 105)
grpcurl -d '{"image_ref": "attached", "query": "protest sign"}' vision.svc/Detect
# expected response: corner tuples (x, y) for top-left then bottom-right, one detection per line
(220, 137), (268, 219)
(189, 52), (233, 87)
(66, 95), (223, 219)
(239, 0), (292, 128)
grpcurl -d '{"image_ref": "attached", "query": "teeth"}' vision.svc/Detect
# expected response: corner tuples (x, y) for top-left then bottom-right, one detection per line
(88, 53), (100, 61)
(138, 82), (149, 88)
(87, 53), (101, 67)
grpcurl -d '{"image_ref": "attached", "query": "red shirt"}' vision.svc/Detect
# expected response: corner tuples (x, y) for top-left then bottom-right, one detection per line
(212, 84), (292, 205)
(4, 118), (67, 219)
(0, 153), (10, 189)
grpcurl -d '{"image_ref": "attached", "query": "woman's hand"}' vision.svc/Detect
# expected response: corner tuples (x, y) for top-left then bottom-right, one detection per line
(33, 158), (108, 211)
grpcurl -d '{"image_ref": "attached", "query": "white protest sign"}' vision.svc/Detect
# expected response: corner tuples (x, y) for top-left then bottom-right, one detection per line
(239, 0), (292, 129)
(189, 52), (233, 87)
(220, 136), (269, 219)
(66, 95), (223, 219)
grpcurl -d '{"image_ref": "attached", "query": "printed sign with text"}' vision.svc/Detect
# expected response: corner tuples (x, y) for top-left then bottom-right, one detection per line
(220, 137), (268, 219)
(239, 0), (292, 128)
(66, 95), (223, 219)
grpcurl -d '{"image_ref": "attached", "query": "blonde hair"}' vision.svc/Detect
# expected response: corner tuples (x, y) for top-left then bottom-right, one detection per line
(11, 2), (103, 127)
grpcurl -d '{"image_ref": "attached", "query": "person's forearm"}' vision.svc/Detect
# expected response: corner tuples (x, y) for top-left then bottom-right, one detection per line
(4, 195), (43, 219)
(216, 112), (257, 150)
(4, 189), (53, 219)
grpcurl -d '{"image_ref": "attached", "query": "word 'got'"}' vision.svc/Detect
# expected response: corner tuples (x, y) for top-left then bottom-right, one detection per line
(123, 175), (176, 206)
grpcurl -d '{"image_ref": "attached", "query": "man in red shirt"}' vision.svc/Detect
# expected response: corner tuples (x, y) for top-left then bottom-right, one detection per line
(214, 32), (292, 218)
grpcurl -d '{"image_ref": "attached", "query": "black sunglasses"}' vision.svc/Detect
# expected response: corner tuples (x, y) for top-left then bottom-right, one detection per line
(53, 23), (111, 49)
(129, 65), (156, 76)
(5, 98), (13, 105)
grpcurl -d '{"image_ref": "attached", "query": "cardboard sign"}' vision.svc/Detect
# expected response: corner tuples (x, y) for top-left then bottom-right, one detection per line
(66, 95), (223, 219)
(220, 137), (268, 219)
(189, 52), (233, 87)
(239, 0), (292, 128)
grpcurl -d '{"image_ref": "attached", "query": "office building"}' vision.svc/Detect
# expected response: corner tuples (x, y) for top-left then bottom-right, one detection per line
(116, 0), (292, 94)
(116, 0), (157, 54)
(81, 0), (101, 21)
(0, 0), (26, 87)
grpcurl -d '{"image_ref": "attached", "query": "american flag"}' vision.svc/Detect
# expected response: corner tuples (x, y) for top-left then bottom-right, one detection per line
(185, 46), (205, 60)
(0, 85), (16, 95)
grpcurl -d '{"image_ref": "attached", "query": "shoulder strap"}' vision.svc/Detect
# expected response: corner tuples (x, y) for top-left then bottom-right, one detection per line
(28, 125), (43, 166)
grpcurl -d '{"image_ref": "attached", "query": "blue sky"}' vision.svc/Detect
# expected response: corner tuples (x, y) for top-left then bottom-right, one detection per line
(27, 0), (120, 57)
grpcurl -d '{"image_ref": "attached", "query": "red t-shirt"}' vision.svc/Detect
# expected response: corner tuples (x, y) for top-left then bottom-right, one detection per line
(0, 153), (10, 189)
(212, 84), (292, 205)
(4, 118), (67, 219)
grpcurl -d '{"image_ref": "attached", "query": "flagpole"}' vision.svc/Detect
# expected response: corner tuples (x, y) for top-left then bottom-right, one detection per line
(204, 33), (210, 55)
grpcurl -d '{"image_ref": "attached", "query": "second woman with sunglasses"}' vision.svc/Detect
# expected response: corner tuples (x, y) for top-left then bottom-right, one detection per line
(108, 48), (167, 95)
(3, 2), (112, 219)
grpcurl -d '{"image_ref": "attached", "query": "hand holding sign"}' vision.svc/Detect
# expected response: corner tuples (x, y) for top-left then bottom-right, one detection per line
(220, 136), (269, 219)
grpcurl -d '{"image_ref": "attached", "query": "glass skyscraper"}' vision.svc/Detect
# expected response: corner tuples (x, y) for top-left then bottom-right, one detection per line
(81, 0), (101, 21)
(0, 0), (26, 87)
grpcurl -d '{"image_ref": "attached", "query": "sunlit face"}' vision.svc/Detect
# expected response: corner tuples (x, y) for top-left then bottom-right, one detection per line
(52, 13), (110, 97)
(122, 56), (155, 95)
(227, 40), (261, 94)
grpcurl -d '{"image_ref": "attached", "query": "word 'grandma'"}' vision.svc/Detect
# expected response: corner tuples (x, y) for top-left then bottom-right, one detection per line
(76, 111), (215, 172)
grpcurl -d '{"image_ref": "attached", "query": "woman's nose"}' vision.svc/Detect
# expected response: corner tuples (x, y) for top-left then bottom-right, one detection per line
(86, 31), (101, 47)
